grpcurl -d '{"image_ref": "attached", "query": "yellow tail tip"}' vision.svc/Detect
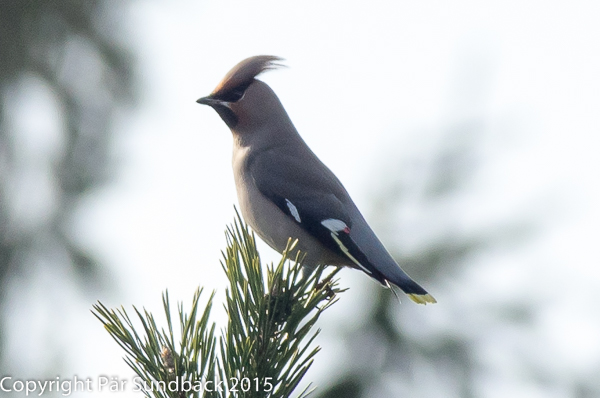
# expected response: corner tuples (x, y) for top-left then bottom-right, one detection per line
(407, 293), (437, 305)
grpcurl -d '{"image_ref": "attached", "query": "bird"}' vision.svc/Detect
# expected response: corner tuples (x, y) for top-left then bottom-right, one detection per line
(196, 55), (436, 304)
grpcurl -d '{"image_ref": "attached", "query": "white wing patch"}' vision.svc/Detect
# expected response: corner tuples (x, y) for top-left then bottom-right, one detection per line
(329, 233), (372, 275)
(321, 218), (348, 232)
(322, 218), (372, 275)
(285, 199), (301, 223)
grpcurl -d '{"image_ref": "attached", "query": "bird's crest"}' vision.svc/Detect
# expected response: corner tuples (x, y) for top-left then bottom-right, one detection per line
(211, 55), (285, 100)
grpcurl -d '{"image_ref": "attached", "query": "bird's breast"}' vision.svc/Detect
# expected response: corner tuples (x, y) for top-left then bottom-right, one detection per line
(232, 147), (289, 252)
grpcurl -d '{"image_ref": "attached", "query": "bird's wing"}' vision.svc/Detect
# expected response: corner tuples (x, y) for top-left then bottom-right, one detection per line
(249, 148), (388, 283)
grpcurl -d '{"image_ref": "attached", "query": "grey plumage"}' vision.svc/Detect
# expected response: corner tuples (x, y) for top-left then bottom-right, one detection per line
(197, 56), (436, 304)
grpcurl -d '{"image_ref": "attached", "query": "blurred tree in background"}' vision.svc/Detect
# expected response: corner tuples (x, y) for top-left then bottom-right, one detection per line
(315, 91), (538, 396)
(0, 0), (135, 364)
(316, 122), (488, 398)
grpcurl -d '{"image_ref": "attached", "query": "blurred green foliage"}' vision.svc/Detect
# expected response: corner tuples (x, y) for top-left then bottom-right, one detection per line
(0, 0), (136, 362)
(317, 122), (500, 398)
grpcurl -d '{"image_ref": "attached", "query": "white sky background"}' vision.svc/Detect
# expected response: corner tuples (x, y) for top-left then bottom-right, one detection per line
(3, 0), (600, 397)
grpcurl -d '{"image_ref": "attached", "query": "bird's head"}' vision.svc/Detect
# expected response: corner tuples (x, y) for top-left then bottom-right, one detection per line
(197, 55), (288, 134)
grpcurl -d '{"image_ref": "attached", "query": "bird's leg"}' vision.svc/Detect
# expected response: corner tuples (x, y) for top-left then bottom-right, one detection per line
(315, 266), (339, 299)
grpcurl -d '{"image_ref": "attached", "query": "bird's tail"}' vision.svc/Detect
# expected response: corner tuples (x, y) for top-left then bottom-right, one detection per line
(348, 245), (437, 305)
(386, 274), (437, 305)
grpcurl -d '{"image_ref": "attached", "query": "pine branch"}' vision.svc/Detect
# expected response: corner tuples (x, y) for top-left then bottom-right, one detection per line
(93, 211), (344, 398)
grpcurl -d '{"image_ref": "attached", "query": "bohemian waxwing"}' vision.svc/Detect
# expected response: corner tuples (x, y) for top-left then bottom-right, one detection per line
(197, 55), (436, 304)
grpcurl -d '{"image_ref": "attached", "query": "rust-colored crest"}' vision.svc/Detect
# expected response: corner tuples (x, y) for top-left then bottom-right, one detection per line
(211, 55), (285, 98)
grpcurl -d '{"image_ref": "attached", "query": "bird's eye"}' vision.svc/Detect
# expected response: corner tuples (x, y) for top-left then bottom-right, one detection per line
(218, 83), (250, 103)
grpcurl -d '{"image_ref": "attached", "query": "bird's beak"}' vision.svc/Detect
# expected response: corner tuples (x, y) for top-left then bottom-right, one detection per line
(196, 96), (213, 105)
(196, 96), (231, 109)
(196, 96), (238, 128)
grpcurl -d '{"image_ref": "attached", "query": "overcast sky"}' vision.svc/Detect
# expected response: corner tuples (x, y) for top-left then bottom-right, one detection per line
(4, 1), (600, 397)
